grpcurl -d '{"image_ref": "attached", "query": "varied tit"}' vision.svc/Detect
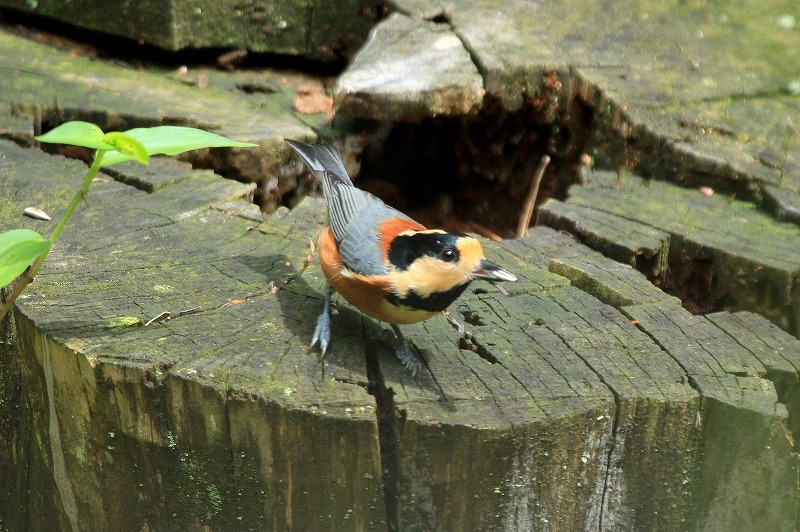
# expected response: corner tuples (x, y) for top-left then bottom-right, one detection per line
(285, 140), (517, 375)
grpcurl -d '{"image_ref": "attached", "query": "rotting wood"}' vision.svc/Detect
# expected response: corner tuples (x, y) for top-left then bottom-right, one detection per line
(339, 0), (800, 222)
(1, 139), (797, 530)
(0, 0), (799, 528)
(0, 25), (317, 211)
(550, 170), (800, 334)
(0, 0), (378, 61)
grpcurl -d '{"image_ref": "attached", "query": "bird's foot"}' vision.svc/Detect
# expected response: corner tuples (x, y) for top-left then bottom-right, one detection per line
(389, 324), (421, 376)
(395, 340), (421, 377)
(310, 311), (331, 359)
(310, 288), (334, 359)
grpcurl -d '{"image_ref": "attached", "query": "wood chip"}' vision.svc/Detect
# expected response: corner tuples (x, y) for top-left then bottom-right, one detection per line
(23, 207), (51, 220)
(143, 311), (172, 326)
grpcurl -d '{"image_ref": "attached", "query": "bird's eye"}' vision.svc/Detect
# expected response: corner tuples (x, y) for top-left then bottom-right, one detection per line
(441, 248), (457, 262)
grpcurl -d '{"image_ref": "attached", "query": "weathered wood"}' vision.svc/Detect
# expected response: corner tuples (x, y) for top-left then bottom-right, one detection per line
(0, 107), (33, 146)
(539, 200), (670, 280)
(335, 13), (485, 121)
(622, 302), (796, 530)
(551, 170), (800, 334)
(0, 0), (378, 60)
(549, 258), (663, 310)
(0, 25), (316, 192)
(1, 139), (386, 530)
(338, 0), (800, 218)
(1, 1), (800, 530)
(709, 311), (800, 445)
(538, 178), (800, 530)
(5, 130), (798, 529)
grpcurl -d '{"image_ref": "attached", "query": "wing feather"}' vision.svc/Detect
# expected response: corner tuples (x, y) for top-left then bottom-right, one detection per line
(286, 139), (422, 276)
(338, 201), (418, 275)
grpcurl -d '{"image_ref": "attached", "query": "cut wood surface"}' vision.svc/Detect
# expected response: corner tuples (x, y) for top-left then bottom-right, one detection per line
(0, 1), (799, 531)
(1, 138), (797, 530)
(339, 1), (800, 217)
(0, 0), (378, 60)
(540, 170), (800, 333)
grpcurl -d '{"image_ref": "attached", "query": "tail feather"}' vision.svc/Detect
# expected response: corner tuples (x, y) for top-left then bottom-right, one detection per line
(285, 139), (354, 188)
(286, 139), (374, 244)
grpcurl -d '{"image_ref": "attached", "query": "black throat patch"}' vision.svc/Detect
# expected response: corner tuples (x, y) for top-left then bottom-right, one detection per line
(386, 283), (471, 313)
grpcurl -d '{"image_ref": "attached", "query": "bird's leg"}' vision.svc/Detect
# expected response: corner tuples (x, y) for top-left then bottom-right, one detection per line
(310, 287), (334, 358)
(443, 310), (466, 333)
(390, 324), (421, 376)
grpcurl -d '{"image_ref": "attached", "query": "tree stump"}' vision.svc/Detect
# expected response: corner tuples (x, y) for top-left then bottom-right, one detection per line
(1, 1), (799, 530)
(0, 0), (378, 61)
(1, 137), (798, 529)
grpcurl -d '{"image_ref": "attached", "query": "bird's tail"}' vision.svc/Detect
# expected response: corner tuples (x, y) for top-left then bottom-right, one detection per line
(285, 139), (354, 188)
(287, 139), (379, 243)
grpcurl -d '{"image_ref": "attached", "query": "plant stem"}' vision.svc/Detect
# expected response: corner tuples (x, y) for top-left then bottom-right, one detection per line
(45, 150), (107, 249)
(0, 151), (107, 321)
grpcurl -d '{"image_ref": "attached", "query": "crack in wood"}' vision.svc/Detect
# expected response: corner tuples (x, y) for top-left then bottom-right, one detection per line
(708, 312), (800, 452)
(330, 376), (369, 389)
(541, 300), (633, 531)
(365, 340), (401, 532)
(42, 332), (79, 530)
(458, 334), (499, 365)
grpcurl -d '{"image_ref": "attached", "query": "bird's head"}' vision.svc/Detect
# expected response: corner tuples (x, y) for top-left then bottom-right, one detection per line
(386, 230), (516, 309)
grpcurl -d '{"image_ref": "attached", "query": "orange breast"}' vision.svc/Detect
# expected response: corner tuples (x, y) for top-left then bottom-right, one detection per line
(317, 227), (436, 324)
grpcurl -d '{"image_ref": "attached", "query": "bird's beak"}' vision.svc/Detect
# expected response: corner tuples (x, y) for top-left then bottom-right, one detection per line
(472, 259), (517, 282)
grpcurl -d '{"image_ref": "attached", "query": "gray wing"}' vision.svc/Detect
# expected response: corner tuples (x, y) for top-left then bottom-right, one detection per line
(286, 139), (417, 276)
(338, 200), (417, 276)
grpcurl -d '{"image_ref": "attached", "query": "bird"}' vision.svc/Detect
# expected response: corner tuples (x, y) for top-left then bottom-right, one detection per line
(285, 139), (517, 375)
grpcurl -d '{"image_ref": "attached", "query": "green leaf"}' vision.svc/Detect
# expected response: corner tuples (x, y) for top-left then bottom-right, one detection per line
(102, 132), (149, 165)
(100, 126), (258, 166)
(35, 121), (116, 151)
(0, 229), (50, 288)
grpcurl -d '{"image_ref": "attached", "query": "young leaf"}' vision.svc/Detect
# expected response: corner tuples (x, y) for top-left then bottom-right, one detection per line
(102, 132), (149, 164)
(36, 121), (116, 151)
(0, 229), (50, 288)
(100, 126), (258, 166)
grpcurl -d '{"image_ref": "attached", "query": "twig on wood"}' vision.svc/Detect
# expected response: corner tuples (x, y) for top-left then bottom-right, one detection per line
(301, 237), (316, 272)
(217, 49), (247, 70)
(143, 311), (172, 326)
(443, 310), (466, 333)
(516, 155), (551, 238)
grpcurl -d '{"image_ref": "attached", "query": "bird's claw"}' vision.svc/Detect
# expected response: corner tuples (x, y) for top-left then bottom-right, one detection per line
(396, 344), (421, 377)
(310, 311), (331, 358)
(389, 324), (421, 376)
(443, 310), (466, 333)
(310, 288), (334, 359)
